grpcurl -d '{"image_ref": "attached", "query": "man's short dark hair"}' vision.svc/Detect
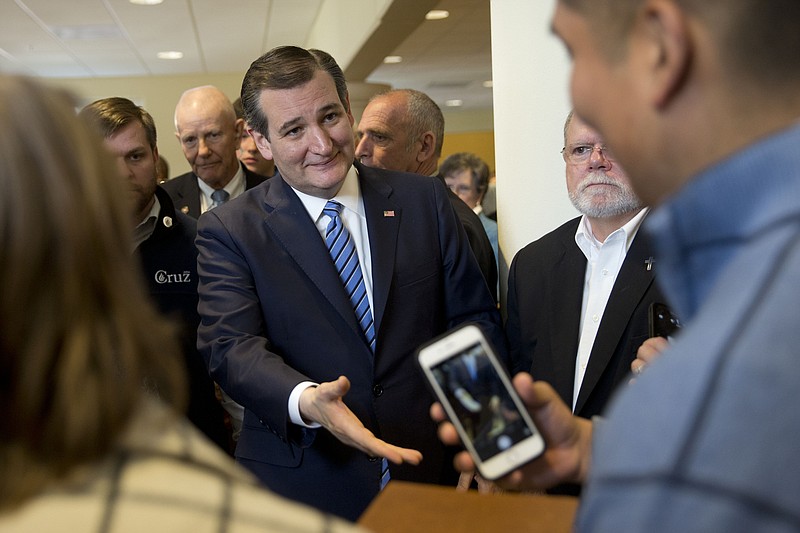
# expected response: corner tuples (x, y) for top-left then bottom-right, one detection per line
(78, 97), (157, 149)
(241, 46), (349, 139)
(559, 0), (800, 86)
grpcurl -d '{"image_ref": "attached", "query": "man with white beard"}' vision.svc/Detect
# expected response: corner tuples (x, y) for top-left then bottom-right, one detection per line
(505, 112), (668, 432)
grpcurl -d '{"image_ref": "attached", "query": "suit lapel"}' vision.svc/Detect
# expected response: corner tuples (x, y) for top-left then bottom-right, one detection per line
(173, 175), (201, 218)
(574, 230), (655, 413)
(356, 163), (399, 337)
(547, 223), (586, 405)
(261, 178), (363, 338)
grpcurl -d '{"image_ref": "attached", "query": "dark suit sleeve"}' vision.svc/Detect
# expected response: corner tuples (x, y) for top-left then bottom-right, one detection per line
(195, 210), (308, 440)
(447, 192), (498, 302)
(505, 251), (533, 376)
(433, 180), (507, 366)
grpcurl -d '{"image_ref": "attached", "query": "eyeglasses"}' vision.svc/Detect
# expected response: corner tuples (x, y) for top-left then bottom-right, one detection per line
(561, 143), (615, 164)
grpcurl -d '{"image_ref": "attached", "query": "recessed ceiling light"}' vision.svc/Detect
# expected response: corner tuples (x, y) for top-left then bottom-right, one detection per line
(130, 0), (163, 4)
(445, 99), (463, 107)
(425, 10), (450, 20)
(383, 55), (403, 64)
(157, 51), (183, 60)
(482, 80), (493, 88)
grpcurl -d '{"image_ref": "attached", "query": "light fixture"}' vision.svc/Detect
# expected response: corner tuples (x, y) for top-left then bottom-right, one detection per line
(129, 0), (163, 4)
(425, 10), (450, 20)
(383, 55), (403, 64)
(445, 99), (463, 107)
(482, 80), (493, 88)
(157, 51), (183, 59)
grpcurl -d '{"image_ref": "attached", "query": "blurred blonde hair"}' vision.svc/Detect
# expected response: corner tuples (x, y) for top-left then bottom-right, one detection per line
(0, 76), (185, 509)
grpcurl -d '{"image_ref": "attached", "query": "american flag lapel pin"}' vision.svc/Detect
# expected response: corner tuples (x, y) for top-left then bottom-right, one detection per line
(383, 210), (395, 217)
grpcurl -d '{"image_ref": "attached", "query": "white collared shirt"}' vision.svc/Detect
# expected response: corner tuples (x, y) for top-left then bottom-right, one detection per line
(131, 196), (161, 252)
(197, 165), (246, 213)
(286, 166), (373, 428)
(572, 208), (648, 411)
(291, 166), (373, 310)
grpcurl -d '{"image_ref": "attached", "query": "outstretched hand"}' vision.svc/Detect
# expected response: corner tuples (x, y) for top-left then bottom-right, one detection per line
(431, 373), (592, 492)
(300, 376), (423, 465)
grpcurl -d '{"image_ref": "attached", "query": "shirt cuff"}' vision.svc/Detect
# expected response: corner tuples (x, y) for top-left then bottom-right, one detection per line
(288, 381), (322, 428)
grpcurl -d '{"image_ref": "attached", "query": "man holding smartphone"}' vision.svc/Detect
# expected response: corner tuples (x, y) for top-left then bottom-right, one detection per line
(437, 0), (800, 529)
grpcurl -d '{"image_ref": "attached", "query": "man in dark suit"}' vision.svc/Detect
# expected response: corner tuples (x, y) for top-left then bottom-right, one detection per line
(163, 85), (268, 218)
(78, 97), (229, 452)
(507, 112), (666, 420)
(355, 89), (498, 302)
(195, 46), (504, 521)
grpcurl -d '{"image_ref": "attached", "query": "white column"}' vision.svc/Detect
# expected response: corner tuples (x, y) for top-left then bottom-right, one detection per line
(490, 0), (576, 302)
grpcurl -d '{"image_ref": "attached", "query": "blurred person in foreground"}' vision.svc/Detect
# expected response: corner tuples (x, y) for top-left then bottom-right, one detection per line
(0, 75), (360, 532)
(436, 0), (800, 530)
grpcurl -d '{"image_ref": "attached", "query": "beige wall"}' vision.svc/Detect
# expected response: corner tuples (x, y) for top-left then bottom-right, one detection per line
(50, 73), (494, 181)
(48, 72), (247, 179)
(441, 131), (495, 173)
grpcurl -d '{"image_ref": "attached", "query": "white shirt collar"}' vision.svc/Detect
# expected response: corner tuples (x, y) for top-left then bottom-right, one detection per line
(132, 195), (161, 252)
(575, 207), (649, 260)
(197, 164), (245, 212)
(291, 165), (363, 221)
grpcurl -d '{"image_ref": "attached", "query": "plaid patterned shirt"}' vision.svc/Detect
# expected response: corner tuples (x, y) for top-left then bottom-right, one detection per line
(1, 400), (367, 533)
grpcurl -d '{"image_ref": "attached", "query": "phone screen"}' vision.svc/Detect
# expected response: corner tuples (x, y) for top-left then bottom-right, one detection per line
(429, 341), (534, 461)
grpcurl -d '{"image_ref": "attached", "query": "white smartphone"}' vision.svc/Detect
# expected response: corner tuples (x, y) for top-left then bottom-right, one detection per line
(417, 323), (545, 480)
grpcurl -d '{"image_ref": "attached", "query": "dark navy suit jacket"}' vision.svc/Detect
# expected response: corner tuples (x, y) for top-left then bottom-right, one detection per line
(196, 162), (504, 520)
(137, 186), (228, 450)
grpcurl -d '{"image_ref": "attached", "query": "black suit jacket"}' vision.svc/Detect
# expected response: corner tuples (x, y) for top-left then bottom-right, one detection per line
(161, 163), (268, 218)
(196, 162), (504, 520)
(506, 215), (666, 419)
(435, 174), (497, 302)
(137, 187), (228, 450)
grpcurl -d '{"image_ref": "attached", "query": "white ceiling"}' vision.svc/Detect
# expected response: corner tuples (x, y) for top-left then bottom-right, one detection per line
(0, 0), (493, 111)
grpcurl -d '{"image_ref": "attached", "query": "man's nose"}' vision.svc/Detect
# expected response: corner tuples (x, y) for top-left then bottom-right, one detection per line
(354, 136), (369, 159)
(197, 137), (211, 157)
(588, 146), (611, 170)
(310, 126), (333, 153)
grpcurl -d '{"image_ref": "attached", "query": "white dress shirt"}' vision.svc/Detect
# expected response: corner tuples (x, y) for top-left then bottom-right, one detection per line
(572, 208), (648, 410)
(197, 165), (245, 214)
(286, 166), (372, 427)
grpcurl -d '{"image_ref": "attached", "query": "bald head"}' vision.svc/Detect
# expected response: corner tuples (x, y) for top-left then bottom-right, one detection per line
(174, 86), (236, 130)
(355, 89), (443, 176)
(174, 85), (243, 189)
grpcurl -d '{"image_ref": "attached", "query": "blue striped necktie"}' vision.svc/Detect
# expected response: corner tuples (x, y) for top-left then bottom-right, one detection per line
(323, 201), (389, 488)
(323, 200), (376, 352)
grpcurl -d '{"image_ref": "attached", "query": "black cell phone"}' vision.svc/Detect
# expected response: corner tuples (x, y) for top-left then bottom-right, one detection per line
(417, 324), (545, 480)
(649, 302), (681, 339)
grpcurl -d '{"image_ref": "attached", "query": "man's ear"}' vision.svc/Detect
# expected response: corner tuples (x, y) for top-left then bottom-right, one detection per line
(639, 0), (692, 109)
(416, 131), (436, 163)
(250, 129), (274, 161)
(344, 91), (355, 127)
(234, 118), (244, 137)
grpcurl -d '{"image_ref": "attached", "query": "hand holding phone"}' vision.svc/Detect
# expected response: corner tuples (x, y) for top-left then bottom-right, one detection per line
(648, 302), (681, 339)
(417, 324), (545, 480)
